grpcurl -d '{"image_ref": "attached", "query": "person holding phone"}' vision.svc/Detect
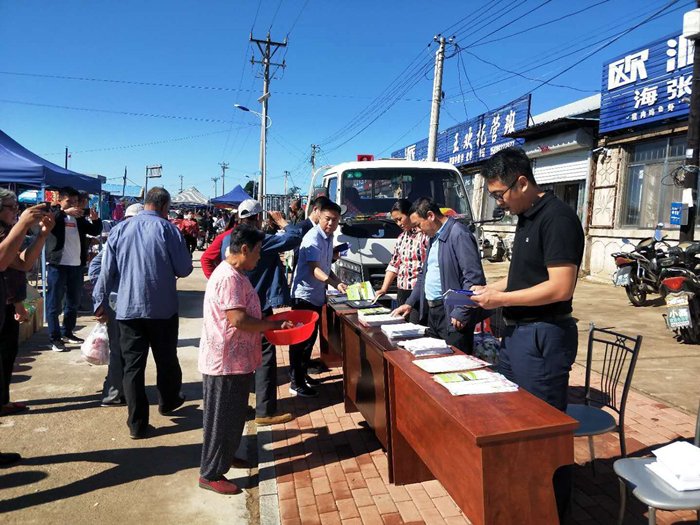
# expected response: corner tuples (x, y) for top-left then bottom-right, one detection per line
(374, 199), (427, 323)
(45, 187), (101, 351)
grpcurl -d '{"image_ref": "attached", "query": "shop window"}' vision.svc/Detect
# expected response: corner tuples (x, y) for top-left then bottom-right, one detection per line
(620, 137), (686, 229)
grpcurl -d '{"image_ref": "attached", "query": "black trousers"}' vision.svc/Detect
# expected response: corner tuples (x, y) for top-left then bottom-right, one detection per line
(396, 288), (422, 325)
(289, 299), (323, 388)
(0, 305), (19, 404)
(101, 305), (125, 404)
(425, 302), (474, 355)
(499, 320), (578, 523)
(255, 308), (277, 418)
(118, 314), (182, 434)
(184, 235), (196, 255)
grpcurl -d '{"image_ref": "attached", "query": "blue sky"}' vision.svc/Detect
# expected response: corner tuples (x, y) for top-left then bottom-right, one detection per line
(0, 0), (692, 198)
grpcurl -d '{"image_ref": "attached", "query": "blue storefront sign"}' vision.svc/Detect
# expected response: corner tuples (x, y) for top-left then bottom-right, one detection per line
(392, 95), (531, 167)
(600, 32), (694, 134)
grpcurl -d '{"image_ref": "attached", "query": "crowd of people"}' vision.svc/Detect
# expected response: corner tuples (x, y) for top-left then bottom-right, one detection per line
(0, 147), (585, 520)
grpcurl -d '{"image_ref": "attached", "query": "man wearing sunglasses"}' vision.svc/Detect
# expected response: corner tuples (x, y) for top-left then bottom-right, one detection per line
(470, 146), (584, 523)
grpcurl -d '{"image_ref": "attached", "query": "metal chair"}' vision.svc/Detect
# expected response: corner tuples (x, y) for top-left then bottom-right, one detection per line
(613, 403), (700, 525)
(566, 323), (643, 474)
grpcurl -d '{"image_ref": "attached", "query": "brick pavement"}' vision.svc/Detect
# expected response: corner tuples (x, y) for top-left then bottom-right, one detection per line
(267, 346), (698, 525)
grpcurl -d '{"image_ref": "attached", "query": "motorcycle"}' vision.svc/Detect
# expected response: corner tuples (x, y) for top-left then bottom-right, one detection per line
(611, 227), (669, 307)
(658, 241), (700, 344)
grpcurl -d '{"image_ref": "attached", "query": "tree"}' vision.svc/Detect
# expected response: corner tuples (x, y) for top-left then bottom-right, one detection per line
(244, 180), (256, 197)
(287, 185), (301, 196)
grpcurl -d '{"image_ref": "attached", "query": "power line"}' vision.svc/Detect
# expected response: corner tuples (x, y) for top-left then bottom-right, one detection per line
(0, 98), (262, 125)
(463, 0), (553, 48)
(462, 49), (598, 93)
(524, 0), (681, 97)
(0, 70), (431, 102)
(378, 111), (432, 157)
(286, 0), (310, 38)
(40, 129), (233, 156)
(457, 46), (489, 112)
(443, 0), (692, 103)
(469, 0), (612, 49)
(269, 0), (284, 30)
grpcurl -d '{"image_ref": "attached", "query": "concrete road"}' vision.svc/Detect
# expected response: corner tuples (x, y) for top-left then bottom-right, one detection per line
(0, 254), (253, 524)
(483, 260), (700, 415)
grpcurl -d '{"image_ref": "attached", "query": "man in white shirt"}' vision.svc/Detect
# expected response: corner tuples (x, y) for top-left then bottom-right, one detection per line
(44, 187), (94, 352)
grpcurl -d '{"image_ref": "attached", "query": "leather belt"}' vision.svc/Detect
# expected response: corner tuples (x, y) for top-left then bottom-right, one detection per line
(426, 298), (444, 308)
(503, 313), (573, 327)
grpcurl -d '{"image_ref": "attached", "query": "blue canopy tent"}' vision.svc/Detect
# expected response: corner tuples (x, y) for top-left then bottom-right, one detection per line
(0, 130), (103, 324)
(0, 130), (101, 193)
(211, 184), (252, 206)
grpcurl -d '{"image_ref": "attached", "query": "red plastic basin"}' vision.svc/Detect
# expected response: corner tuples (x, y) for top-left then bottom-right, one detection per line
(264, 310), (320, 345)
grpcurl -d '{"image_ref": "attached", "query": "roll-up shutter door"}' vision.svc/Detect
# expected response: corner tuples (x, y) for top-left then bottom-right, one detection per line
(533, 150), (589, 185)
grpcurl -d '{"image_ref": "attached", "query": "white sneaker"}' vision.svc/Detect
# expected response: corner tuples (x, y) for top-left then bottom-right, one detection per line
(51, 341), (67, 352)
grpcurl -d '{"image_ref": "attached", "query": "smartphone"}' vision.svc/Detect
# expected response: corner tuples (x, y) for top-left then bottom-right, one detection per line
(333, 242), (350, 253)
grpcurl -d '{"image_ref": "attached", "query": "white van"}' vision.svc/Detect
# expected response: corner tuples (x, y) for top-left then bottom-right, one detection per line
(306, 158), (477, 290)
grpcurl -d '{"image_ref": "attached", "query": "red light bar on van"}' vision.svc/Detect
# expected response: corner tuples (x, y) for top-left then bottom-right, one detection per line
(357, 154), (374, 162)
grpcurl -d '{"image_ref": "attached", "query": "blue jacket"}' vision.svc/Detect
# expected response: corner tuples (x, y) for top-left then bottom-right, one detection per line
(221, 225), (303, 312)
(93, 211), (193, 320)
(407, 217), (486, 332)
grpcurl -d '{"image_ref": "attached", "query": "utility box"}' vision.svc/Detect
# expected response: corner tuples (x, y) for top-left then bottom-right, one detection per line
(671, 202), (689, 226)
(683, 8), (700, 40)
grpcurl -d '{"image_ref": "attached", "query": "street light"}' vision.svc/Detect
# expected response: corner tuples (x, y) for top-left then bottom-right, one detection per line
(235, 103), (272, 209)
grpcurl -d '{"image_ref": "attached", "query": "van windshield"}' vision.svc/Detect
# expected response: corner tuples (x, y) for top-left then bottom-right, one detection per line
(340, 168), (471, 221)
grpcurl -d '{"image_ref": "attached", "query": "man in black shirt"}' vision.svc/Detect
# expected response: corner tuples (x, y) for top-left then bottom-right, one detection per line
(471, 146), (584, 523)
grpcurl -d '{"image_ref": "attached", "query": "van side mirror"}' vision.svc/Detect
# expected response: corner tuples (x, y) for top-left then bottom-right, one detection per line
(492, 208), (505, 220)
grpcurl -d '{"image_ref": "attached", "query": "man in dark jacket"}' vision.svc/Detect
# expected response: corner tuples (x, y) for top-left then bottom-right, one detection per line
(45, 187), (102, 352)
(392, 197), (486, 354)
(221, 199), (302, 426)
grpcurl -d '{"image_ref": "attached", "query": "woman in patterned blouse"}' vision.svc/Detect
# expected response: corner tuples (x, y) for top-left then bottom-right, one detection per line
(375, 199), (428, 324)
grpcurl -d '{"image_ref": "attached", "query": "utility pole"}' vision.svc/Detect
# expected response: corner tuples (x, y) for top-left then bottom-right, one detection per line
(212, 177), (220, 198)
(64, 147), (69, 169)
(284, 170), (289, 195)
(218, 162), (229, 194)
(681, 3), (700, 241)
(179, 174), (184, 193)
(427, 35), (452, 162)
(251, 32), (287, 209)
(122, 167), (127, 197)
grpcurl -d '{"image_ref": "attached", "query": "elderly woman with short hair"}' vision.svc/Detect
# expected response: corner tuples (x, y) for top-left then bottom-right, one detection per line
(198, 223), (293, 495)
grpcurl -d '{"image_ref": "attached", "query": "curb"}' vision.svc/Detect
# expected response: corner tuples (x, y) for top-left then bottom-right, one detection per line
(257, 426), (280, 525)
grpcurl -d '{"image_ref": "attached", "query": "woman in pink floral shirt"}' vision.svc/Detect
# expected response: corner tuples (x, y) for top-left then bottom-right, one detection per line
(199, 224), (292, 495)
(375, 199), (427, 324)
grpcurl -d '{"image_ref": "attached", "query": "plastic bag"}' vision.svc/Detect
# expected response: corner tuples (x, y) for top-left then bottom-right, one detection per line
(81, 323), (109, 365)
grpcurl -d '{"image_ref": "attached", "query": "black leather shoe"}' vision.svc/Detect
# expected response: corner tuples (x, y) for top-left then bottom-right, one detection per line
(130, 424), (155, 440)
(159, 395), (186, 415)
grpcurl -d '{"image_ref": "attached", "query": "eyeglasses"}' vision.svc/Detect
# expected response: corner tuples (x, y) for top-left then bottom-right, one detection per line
(1, 204), (19, 212)
(489, 178), (519, 202)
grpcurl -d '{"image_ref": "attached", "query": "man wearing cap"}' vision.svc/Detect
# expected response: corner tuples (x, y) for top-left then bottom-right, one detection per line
(94, 188), (192, 439)
(90, 203), (143, 407)
(220, 199), (303, 426)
